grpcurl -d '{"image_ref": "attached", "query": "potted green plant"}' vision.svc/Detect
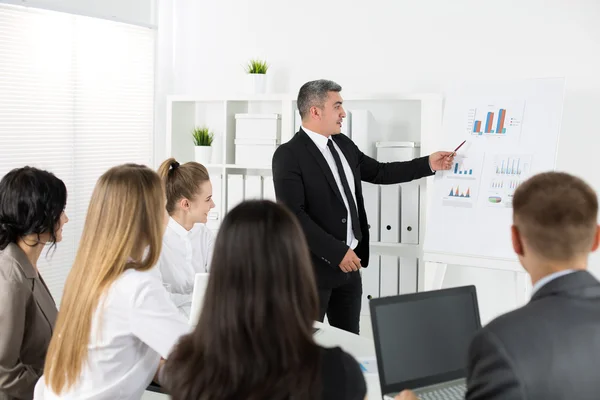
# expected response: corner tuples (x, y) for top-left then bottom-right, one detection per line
(245, 58), (269, 94)
(192, 126), (214, 164)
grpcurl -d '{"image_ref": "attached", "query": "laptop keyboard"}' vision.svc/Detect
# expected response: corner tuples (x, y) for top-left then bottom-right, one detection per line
(418, 383), (466, 400)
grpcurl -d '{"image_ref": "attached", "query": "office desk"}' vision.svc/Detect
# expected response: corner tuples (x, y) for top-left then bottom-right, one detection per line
(144, 322), (382, 400)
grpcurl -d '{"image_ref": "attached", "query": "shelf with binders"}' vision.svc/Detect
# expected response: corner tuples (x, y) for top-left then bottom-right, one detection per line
(203, 169), (275, 235)
(166, 94), (442, 266)
(369, 242), (421, 258)
(358, 138), (436, 316)
(202, 163), (272, 171)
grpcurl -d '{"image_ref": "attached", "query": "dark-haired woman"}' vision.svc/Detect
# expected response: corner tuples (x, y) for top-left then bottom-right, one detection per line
(163, 200), (367, 400)
(0, 167), (68, 400)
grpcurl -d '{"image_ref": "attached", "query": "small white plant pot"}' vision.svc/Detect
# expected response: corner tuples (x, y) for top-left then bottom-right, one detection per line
(247, 73), (267, 94)
(194, 146), (213, 164)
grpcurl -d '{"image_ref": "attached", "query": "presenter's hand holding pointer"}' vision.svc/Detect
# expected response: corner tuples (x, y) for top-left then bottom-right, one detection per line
(429, 151), (455, 171)
(429, 139), (466, 171)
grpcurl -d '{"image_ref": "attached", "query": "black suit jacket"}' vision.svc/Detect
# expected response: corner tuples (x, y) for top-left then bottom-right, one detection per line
(466, 270), (600, 400)
(272, 129), (434, 289)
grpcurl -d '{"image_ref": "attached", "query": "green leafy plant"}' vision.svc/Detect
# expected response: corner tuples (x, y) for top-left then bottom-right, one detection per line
(192, 126), (214, 146)
(245, 59), (269, 74)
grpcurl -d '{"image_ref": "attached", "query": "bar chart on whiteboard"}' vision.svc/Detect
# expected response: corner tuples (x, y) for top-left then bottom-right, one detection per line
(467, 100), (526, 139)
(486, 154), (532, 208)
(424, 77), (565, 263)
(441, 154), (485, 208)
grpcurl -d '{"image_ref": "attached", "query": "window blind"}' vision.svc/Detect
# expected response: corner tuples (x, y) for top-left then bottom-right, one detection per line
(0, 4), (155, 305)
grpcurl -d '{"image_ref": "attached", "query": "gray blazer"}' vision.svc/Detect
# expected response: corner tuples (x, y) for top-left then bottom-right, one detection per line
(0, 243), (57, 400)
(466, 270), (600, 400)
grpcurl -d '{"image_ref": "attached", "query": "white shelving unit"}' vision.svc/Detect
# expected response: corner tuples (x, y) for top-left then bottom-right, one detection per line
(165, 92), (443, 309)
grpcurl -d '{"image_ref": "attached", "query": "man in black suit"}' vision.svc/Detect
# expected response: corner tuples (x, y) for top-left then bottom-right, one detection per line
(272, 79), (454, 334)
(397, 171), (600, 400)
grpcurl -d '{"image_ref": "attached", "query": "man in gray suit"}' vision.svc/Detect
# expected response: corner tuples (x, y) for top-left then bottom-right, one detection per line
(397, 171), (600, 400)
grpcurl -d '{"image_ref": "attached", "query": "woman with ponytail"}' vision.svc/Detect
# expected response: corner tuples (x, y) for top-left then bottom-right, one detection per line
(155, 158), (215, 318)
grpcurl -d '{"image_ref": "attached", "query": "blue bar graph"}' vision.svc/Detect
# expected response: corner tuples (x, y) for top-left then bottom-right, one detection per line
(453, 163), (474, 176)
(485, 112), (493, 133)
(496, 157), (523, 176)
(472, 107), (510, 135)
(496, 109), (505, 133)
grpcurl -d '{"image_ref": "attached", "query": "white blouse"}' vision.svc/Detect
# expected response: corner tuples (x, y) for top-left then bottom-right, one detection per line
(155, 218), (215, 318)
(34, 268), (190, 400)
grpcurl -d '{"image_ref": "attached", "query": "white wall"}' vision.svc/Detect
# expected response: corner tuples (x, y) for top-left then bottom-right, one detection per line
(156, 0), (600, 323)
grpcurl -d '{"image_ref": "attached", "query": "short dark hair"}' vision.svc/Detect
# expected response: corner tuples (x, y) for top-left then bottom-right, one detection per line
(164, 200), (321, 400)
(0, 167), (67, 251)
(513, 171), (598, 261)
(297, 79), (342, 119)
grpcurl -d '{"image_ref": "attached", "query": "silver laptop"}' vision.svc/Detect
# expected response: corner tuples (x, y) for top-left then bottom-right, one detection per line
(369, 285), (481, 400)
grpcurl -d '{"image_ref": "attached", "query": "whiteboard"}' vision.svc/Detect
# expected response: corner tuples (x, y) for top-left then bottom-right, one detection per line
(423, 78), (565, 269)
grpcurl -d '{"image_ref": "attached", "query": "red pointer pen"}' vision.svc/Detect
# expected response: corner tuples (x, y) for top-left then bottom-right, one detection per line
(451, 140), (466, 156)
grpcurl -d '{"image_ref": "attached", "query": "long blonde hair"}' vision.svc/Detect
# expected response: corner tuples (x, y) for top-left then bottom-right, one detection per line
(44, 164), (165, 394)
(157, 158), (210, 214)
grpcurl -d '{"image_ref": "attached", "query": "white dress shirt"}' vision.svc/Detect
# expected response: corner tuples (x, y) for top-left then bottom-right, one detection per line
(303, 127), (359, 249)
(34, 268), (190, 400)
(154, 217), (215, 318)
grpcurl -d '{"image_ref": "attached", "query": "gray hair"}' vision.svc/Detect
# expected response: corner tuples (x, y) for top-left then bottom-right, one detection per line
(297, 79), (342, 119)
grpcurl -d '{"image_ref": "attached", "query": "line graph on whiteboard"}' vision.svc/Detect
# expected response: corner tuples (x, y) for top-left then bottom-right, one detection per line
(486, 154), (532, 208)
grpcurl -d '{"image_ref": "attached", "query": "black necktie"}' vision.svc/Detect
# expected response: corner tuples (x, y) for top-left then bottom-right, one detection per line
(327, 139), (362, 242)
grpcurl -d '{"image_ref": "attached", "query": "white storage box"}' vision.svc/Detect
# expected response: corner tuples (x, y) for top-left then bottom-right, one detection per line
(375, 141), (420, 162)
(234, 138), (280, 166)
(235, 113), (281, 140)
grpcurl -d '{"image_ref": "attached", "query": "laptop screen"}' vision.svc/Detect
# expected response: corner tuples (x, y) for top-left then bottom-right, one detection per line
(370, 286), (481, 393)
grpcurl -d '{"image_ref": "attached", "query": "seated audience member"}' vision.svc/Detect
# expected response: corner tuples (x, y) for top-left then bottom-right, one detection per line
(155, 157), (215, 317)
(397, 171), (600, 400)
(0, 167), (68, 400)
(34, 164), (189, 400)
(163, 200), (367, 400)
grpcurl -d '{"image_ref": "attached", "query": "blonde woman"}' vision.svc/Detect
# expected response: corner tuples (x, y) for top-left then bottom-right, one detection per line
(34, 164), (189, 399)
(155, 158), (215, 318)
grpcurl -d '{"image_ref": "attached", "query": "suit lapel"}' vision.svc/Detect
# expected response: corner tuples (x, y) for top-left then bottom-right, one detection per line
(33, 274), (58, 331)
(5, 243), (58, 331)
(299, 129), (345, 205)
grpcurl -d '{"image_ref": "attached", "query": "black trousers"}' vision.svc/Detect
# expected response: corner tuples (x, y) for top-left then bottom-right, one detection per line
(317, 270), (362, 334)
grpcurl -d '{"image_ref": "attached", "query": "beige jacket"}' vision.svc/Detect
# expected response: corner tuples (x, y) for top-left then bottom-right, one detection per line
(0, 243), (57, 400)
